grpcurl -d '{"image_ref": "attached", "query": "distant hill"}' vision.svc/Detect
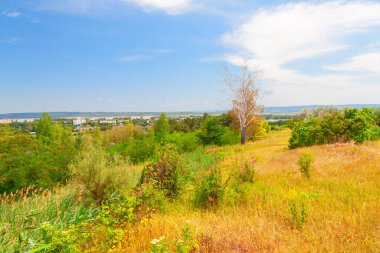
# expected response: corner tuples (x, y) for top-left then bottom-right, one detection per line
(0, 104), (378, 119)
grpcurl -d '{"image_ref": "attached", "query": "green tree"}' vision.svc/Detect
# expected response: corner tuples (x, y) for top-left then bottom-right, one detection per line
(197, 117), (226, 146)
(36, 112), (55, 143)
(154, 113), (170, 141)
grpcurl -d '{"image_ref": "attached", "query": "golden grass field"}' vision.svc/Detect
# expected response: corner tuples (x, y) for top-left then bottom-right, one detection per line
(116, 129), (380, 253)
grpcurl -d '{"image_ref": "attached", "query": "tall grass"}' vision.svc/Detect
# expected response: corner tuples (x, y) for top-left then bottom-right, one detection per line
(0, 185), (98, 252)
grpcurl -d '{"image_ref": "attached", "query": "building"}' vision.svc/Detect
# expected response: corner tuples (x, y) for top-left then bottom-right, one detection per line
(0, 119), (11, 124)
(73, 117), (87, 126)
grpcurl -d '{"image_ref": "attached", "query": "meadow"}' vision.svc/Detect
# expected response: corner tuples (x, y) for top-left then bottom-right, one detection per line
(1, 128), (379, 252)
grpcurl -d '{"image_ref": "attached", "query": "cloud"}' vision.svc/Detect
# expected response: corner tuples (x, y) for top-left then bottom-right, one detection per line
(116, 55), (151, 62)
(122, 0), (194, 15)
(2, 11), (22, 18)
(325, 52), (380, 75)
(221, 1), (380, 105)
(35, 0), (194, 15)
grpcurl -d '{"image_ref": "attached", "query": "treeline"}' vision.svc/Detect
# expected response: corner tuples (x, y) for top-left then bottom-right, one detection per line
(289, 107), (380, 148)
(0, 112), (270, 194)
(103, 112), (269, 163)
(0, 113), (78, 193)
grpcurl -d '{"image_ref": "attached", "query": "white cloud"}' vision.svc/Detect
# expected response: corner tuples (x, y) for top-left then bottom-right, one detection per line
(2, 11), (21, 18)
(35, 0), (194, 15)
(325, 52), (380, 75)
(222, 1), (380, 105)
(116, 55), (151, 62)
(123, 0), (194, 15)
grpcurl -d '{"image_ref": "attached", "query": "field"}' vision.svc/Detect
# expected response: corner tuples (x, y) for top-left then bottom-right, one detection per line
(120, 130), (380, 252)
(2, 129), (379, 252)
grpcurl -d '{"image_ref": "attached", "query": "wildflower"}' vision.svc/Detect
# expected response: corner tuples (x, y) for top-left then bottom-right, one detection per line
(151, 238), (160, 245)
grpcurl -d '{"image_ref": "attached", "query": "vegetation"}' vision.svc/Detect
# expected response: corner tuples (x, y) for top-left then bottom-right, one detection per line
(1, 107), (380, 252)
(289, 107), (380, 148)
(224, 61), (264, 144)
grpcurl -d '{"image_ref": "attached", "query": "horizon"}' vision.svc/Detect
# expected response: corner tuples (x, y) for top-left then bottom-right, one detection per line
(1, 1), (380, 113)
(1, 103), (379, 118)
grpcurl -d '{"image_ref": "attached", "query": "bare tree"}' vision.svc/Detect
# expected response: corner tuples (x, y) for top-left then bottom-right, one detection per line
(224, 60), (263, 144)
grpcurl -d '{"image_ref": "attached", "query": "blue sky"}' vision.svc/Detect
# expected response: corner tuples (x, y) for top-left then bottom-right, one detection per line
(1, 0), (380, 113)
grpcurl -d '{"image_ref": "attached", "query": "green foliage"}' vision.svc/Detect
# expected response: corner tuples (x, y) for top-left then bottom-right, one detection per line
(289, 107), (379, 148)
(30, 222), (81, 253)
(0, 124), (77, 193)
(298, 152), (313, 179)
(289, 199), (308, 230)
(220, 128), (240, 145)
(164, 132), (200, 152)
(237, 159), (255, 183)
(147, 223), (198, 253)
(197, 117), (226, 146)
(69, 146), (138, 203)
(36, 112), (55, 142)
(154, 113), (170, 141)
(98, 196), (138, 226)
(123, 138), (157, 164)
(193, 168), (224, 209)
(0, 187), (98, 252)
(344, 108), (377, 144)
(375, 108), (380, 125)
(175, 224), (199, 253)
(139, 145), (183, 199)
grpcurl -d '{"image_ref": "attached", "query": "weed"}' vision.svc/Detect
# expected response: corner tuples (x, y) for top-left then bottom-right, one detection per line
(298, 152), (313, 179)
(193, 168), (224, 209)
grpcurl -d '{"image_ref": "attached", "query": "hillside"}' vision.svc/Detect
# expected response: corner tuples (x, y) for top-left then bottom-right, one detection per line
(1, 129), (379, 252)
(121, 130), (380, 252)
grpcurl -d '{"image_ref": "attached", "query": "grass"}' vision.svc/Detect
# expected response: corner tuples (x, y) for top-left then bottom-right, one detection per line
(1, 129), (379, 252)
(116, 130), (380, 252)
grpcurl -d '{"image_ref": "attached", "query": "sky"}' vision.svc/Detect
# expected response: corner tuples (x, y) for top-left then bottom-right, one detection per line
(1, 0), (380, 113)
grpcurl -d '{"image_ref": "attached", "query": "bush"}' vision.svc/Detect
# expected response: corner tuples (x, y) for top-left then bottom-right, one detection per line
(193, 168), (224, 209)
(289, 107), (379, 149)
(98, 196), (138, 226)
(123, 138), (156, 164)
(165, 132), (200, 152)
(69, 146), (137, 203)
(220, 128), (240, 145)
(298, 152), (313, 179)
(344, 108), (377, 144)
(289, 199), (308, 229)
(139, 145), (183, 199)
(237, 159), (255, 183)
(197, 117), (226, 146)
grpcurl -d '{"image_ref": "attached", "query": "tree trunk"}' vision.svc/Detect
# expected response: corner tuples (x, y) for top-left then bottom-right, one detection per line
(241, 127), (247, 145)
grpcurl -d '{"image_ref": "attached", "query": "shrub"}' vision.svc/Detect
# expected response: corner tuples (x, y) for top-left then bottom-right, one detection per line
(139, 145), (183, 199)
(344, 108), (377, 144)
(146, 223), (198, 253)
(29, 222), (81, 253)
(123, 138), (156, 164)
(193, 168), (224, 209)
(69, 146), (137, 203)
(98, 196), (138, 226)
(289, 199), (308, 229)
(165, 132), (200, 152)
(298, 152), (313, 179)
(237, 159), (255, 183)
(175, 224), (199, 253)
(289, 107), (379, 148)
(219, 128), (240, 145)
(197, 117), (226, 146)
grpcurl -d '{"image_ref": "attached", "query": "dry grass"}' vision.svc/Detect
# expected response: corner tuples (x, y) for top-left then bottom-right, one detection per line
(113, 129), (380, 253)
